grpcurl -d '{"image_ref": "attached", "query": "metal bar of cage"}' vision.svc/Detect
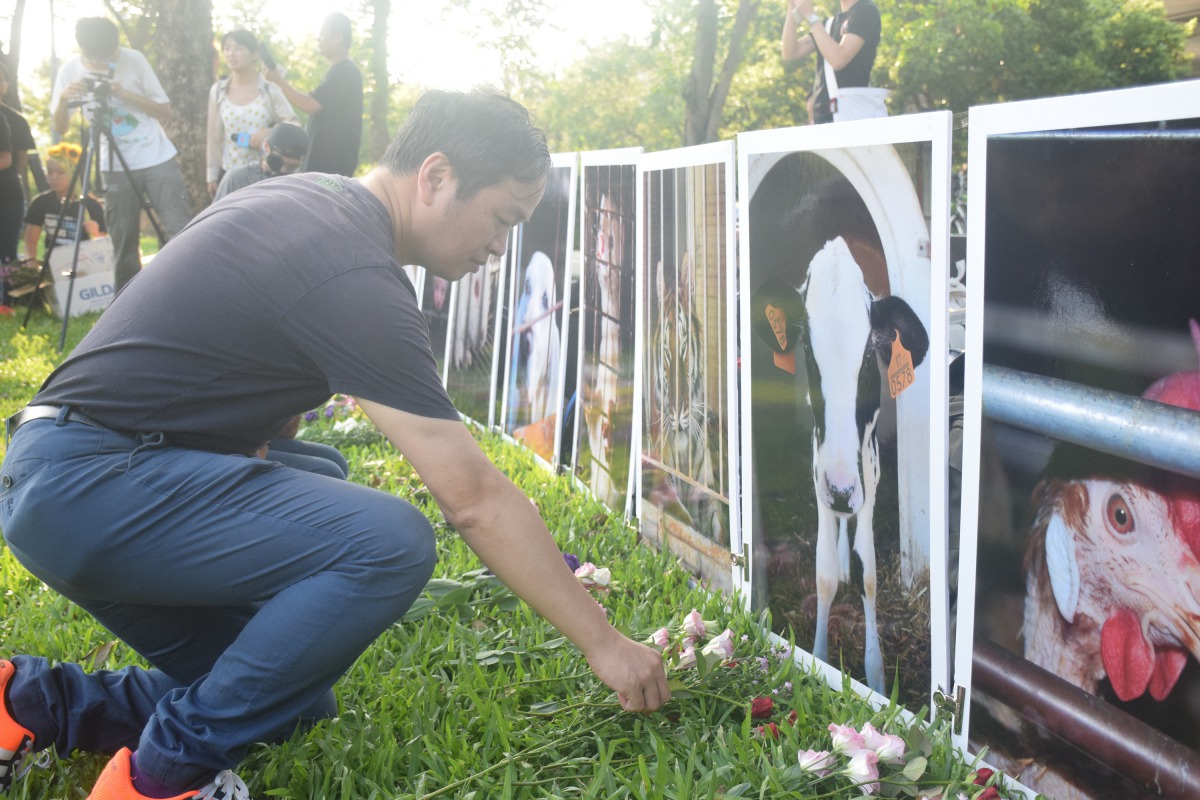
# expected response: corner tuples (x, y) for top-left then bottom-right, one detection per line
(976, 364), (1200, 795)
(982, 364), (1200, 481)
(972, 639), (1200, 797)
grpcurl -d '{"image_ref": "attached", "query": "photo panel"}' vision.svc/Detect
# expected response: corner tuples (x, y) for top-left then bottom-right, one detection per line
(420, 270), (452, 386)
(636, 142), (740, 592)
(501, 154), (578, 465)
(956, 81), (1200, 800)
(738, 114), (951, 710)
(445, 253), (507, 427)
(573, 148), (642, 515)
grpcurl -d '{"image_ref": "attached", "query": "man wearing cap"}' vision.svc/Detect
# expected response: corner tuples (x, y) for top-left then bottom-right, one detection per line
(212, 123), (309, 201)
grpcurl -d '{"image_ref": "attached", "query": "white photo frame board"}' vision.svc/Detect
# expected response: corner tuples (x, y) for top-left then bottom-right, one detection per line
(955, 80), (1200, 800)
(737, 112), (951, 712)
(445, 252), (507, 429)
(572, 147), (643, 517)
(499, 154), (578, 466)
(635, 140), (743, 596)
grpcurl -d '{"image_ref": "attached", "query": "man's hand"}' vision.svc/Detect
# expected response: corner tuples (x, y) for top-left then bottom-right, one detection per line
(796, 0), (816, 20)
(585, 634), (671, 713)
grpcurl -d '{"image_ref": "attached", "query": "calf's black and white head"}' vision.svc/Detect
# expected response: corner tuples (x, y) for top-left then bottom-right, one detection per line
(752, 236), (928, 515)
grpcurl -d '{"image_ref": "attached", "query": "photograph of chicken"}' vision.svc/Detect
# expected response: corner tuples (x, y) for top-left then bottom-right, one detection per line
(963, 113), (1200, 800)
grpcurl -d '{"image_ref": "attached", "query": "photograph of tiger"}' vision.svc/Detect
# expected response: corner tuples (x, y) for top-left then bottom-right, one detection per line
(445, 254), (504, 427)
(639, 154), (734, 584)
(962, 112), (1200, 800)
(574, 160), (637, 513)
(503, 161), (575, 463)
(743, 139), (936, 706)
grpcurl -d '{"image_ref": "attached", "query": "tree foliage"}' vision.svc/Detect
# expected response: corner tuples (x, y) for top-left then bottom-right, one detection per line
(877, 0), (1194, 115)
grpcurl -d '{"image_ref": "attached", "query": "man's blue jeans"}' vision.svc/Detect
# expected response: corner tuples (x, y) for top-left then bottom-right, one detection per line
(0, 413), (437, 789)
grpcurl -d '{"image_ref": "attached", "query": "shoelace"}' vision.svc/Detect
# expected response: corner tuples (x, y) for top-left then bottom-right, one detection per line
(194, 769), (250, 800)
(13, 749), (51, 781)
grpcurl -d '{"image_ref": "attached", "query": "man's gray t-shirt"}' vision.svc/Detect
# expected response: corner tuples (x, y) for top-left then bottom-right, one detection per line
(35, 173), (458, 455)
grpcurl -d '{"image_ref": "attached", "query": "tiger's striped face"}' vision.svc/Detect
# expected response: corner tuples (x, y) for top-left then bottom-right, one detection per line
(651, 253), (709, 481)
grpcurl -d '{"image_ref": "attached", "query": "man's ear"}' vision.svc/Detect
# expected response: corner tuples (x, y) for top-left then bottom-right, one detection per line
(417, 152), (455, 205)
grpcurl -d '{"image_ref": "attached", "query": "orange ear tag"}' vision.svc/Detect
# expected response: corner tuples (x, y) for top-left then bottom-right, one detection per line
(764, 303), (796, 374)
(888, 329), (915, 399)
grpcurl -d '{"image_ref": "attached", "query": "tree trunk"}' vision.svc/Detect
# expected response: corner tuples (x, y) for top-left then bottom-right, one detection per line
(155, 0), (213, 215)
(683, 0), (760, 146)
(5, 0), (27, 108)
(368, 0), (391, 161)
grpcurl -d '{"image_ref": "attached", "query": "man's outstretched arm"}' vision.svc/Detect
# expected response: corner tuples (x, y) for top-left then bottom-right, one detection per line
(357, 398), (672, 713)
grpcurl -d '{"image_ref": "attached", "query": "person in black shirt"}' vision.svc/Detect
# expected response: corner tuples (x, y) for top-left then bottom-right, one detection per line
(23, 155), (106, 262)
(266, 12), (363, 176)
(0, 60), (36, 264)
(781, 0), (882, 124)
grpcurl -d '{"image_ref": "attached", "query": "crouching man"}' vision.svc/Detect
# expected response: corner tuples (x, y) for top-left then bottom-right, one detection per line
(0, 88), (669, 800)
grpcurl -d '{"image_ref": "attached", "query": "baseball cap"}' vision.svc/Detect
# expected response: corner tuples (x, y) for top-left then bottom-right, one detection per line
(267, 124), (309, 159)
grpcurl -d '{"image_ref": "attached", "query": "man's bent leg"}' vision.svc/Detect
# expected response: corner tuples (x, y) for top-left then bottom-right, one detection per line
(1, 421), (436, 789)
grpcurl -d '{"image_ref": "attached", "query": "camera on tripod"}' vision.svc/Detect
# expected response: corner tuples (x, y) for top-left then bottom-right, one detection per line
(67, 73), (113, 109)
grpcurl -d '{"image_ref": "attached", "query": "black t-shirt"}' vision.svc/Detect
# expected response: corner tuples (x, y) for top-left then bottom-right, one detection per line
(304, 60), (364, 177)
(35, 173), (458, 454)
(812, 0), (882, 124)
(25, 191), (107, 252)
(0, 105), (35, 193)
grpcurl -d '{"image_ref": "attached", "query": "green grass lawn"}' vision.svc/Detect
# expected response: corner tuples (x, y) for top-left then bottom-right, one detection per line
(0, 308), (1010, 799)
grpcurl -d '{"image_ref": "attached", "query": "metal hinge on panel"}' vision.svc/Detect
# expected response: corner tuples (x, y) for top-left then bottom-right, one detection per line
(933, 685), (965, 735)
(730, 542), (750, 582)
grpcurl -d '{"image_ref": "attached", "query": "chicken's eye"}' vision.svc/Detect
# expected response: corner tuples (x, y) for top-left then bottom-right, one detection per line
(1106, 493), (1135, 535)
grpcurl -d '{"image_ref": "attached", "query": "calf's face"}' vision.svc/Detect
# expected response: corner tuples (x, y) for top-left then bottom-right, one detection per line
(750, 236), (929, 516)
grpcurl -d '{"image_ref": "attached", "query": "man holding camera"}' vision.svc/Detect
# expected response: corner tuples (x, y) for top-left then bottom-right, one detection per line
(212, 122), (309, 201)
(51, 17), (192, 291)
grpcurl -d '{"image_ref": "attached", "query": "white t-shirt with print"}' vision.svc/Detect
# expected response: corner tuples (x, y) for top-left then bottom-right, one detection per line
(51, 47), (178, 171)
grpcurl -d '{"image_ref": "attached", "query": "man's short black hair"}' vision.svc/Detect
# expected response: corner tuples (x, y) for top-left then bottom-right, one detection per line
(76, 17), (120, 60)
(380, 87), (551, 201)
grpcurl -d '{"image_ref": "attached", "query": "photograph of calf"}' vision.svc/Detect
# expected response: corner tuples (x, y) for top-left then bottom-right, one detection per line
(957, 94), (1200, 800)
(445, 254), (504, 427)
(739, 124), (948, 709)
(752, 236), (928, 693)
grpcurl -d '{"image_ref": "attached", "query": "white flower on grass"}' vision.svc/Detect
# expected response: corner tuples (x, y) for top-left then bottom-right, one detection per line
(675, 644), (697, 670)
(797, 748), (834, 777)
(647, 627), (671, 648)
(860, 722), (906, 764)
(844, 749), (880, 795)
(700, 628), (735, 659)
(590, 567), (611, 586)
(828, 723), (865, 754)
(683, 609), (713, 640)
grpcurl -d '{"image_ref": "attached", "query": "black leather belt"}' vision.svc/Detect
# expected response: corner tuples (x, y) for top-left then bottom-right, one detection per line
(5, 405), (104, 441)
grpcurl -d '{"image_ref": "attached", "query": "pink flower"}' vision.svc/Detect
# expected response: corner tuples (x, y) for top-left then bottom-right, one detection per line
(574, 562), (597, 580)
(676, 644), (696, 669)
(797, 749), (835, 777)
(828, 722), (865, 754)
(701, 628), (735, 659)
(755, 722), (780, 739)
(750, 696), (774, 719)
(682, 609), (709, 639)
(844, 749), (880, 794)
(647, 627), (671, 648)
(860, 722), (906, 764)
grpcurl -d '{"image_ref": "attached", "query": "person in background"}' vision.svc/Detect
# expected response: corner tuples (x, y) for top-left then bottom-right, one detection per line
(212, 122), (308, 201)
(51, 16), (192, 291)
(266, 12), (363, 177)
(23, 152), (106, 264)
(205, 29), (299, 199)
(0, 60), (35, 266)
(781, 0), (881, 124)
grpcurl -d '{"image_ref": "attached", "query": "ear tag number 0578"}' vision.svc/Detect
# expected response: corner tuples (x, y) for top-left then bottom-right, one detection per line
(887, 329), (914, 399)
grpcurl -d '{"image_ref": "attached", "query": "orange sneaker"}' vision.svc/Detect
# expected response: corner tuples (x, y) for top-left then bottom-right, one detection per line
(0, 660), (37, 793)
(86, 748), (250, 800)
